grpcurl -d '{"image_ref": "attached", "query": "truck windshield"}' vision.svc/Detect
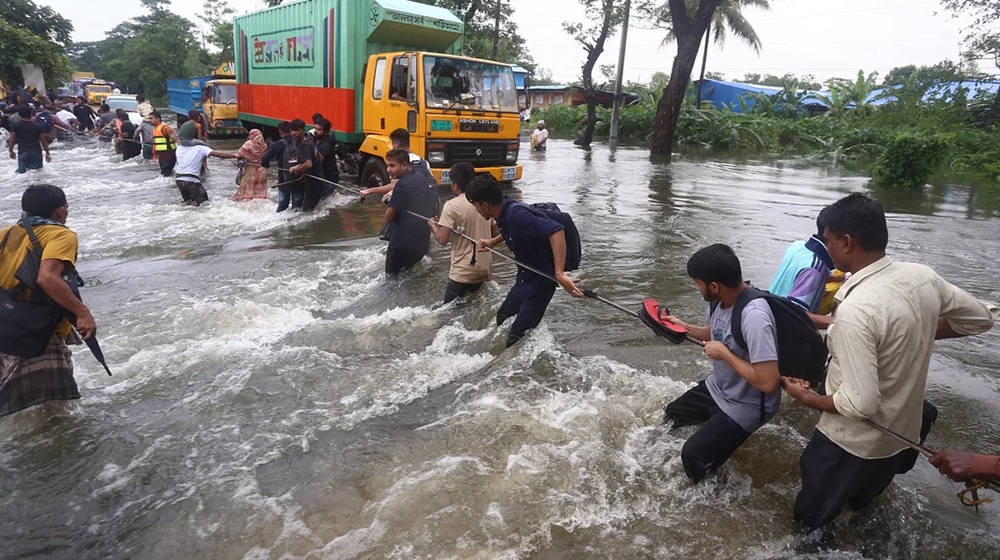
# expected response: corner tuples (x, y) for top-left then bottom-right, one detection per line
(213, 84), (237, 104)
(424, 56), (518, 113)
(90, 86), (112, 94)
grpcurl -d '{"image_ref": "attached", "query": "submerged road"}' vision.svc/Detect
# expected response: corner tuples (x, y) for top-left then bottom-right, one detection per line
(1, 138), (999, 559)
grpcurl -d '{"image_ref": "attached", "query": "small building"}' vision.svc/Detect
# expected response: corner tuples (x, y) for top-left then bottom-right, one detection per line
(526, 84), (637, 110)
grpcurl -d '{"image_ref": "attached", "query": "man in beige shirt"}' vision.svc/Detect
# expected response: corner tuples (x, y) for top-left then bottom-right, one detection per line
(782, 193), (998, 530)
(429, 162), (499, 303)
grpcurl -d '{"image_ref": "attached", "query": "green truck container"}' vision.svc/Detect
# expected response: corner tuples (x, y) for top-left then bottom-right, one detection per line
(234, 0), (523, 186)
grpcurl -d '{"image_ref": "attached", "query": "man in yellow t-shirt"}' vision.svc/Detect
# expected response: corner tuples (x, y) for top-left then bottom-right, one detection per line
(429, 163), (499, 303)
(0, 184), (97, 418)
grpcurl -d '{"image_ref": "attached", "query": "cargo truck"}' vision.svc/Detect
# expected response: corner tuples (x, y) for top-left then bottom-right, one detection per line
(166, 62), (246, 136)
(233, 0), (523, 186)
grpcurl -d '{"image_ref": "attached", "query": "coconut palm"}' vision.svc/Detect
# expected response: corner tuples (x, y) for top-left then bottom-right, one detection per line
(652, 0), (770, 103)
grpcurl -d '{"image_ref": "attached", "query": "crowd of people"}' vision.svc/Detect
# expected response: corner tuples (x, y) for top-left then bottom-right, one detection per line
(2, 111), (999, 543)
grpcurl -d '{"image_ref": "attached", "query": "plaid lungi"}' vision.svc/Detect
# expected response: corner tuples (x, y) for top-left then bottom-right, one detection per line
(0, 332), (81, 418)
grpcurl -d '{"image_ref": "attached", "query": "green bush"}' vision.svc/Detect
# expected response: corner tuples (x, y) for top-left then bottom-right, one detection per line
(869, 133), (952, 189)
(531, 104), (586, 134)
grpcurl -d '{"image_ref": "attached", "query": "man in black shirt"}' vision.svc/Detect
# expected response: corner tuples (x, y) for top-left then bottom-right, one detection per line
(313, 118), (339, 183)
(261, 121), (298, 212)
(288, 119), (323, 212)
(72, 97), (97, 131)
(384, 149), (440, 274)
(8, 108), (50, 173)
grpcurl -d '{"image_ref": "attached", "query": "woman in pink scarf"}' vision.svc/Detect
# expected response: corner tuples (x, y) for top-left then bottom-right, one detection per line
(234, 129), (269, 201)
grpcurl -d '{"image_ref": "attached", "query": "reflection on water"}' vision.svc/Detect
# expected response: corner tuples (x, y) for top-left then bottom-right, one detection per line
(0, 138), (998, 560)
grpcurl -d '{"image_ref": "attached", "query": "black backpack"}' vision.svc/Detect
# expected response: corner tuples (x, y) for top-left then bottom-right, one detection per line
(728, 285), (829, 388)
(35, 111), (53, 134)
(0, 226), (63, 358)
(524, 202), (582, 272)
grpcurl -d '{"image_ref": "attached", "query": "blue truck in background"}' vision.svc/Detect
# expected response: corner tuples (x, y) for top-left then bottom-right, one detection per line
(166, 62), (246, 137)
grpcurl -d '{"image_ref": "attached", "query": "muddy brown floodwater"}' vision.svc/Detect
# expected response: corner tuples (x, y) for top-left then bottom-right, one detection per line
(1, 137), (998, 560)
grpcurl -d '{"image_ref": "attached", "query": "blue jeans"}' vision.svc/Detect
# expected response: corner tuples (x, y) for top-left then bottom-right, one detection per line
(16, 151), (43, 173)
(276, 185), (305, 212)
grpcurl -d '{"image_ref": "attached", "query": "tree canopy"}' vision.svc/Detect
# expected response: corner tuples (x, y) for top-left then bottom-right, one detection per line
(68, 0), (207, 99)
(0, 0), (74, 86)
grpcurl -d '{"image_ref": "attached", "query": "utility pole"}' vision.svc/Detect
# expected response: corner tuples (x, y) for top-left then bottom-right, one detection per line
(608, 0), (631, 143)
(492, 0), (503, 59)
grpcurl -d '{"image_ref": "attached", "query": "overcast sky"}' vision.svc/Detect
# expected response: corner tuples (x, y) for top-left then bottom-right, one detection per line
(43, 0), (994, 85)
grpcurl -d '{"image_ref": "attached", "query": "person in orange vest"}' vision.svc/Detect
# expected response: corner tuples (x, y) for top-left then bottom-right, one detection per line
(150, 111), (179, 176)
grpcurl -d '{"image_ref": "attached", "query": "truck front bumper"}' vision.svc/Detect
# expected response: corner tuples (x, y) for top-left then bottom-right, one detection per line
(432, 164), (522, 185)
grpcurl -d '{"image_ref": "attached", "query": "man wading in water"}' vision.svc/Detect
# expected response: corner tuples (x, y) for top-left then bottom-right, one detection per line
(428, 163), (498, 303)
(0, 185), (97, 418)
(661, 244), (781, 482)
(467, 179), (584, 347)
(173, 126), (238, 206)
(782, 193), (998, 532)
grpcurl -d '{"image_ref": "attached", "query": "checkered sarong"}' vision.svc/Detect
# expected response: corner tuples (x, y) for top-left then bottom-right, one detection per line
(0, 332), (81, 418)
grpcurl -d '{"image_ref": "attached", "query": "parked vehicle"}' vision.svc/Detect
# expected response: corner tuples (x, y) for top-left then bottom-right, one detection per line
(85, 79), (113, 105)
(233, 0), (522, 185)
(166, 62), (246, 137)
(104, 95), (144, 126)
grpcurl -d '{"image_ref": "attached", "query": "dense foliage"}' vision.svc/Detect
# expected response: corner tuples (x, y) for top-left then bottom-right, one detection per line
(531, 63), (1000, 187)
(69, 0), (222, 100)
(0, 0), (73, 86)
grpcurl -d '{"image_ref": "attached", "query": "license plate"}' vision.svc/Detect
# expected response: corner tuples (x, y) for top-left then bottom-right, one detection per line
(440, 170), (451, 184)
(502, 166), (517, 181)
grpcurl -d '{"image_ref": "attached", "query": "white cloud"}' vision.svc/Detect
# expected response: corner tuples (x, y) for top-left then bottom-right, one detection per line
(41, 0), (996, 85)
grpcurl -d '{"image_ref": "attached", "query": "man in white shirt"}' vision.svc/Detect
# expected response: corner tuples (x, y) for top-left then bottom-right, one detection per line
(428, 162), (498, 303)
(173, 125), (238, 206)
(530, 120), (549, 151)
(782, 193), (998, 530)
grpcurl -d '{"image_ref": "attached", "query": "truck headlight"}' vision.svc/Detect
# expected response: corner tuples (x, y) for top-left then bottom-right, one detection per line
(427, 151), (446, 163)
(506, 148), (518, 163)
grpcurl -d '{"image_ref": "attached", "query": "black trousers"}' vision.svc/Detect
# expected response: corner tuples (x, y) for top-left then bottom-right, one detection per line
(496, 281), (557, 348)
(663, 380), (753, 483)
(794, 430), (906, 529)
(385, 248), (425, 275)
(794, 400), (938, 529)
(443, 280), (483, 304)
(301, 178), (324, 212)
(176, 180), (209, 205)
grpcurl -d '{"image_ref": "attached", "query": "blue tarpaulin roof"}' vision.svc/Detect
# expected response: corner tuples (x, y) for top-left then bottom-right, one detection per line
(693, 79), (783, 112)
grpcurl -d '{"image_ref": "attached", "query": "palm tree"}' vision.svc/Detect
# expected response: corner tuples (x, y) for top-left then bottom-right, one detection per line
(657, 0), (770, 103)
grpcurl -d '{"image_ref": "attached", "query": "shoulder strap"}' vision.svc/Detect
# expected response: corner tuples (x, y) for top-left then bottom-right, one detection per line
(731, 284), (767, 352)
(20, 213), (46, 261)
(0, 227), (13, 253)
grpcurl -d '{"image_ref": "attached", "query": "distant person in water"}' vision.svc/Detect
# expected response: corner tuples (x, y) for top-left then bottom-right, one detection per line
(530, 120), (548, 151)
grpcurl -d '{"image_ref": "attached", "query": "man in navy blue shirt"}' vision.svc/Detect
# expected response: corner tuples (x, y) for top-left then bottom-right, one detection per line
(467, 177), (584, 347)
(384, 149), (440, 274)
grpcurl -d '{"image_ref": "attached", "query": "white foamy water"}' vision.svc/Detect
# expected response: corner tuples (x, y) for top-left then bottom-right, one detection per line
(1, 139), (998, 560)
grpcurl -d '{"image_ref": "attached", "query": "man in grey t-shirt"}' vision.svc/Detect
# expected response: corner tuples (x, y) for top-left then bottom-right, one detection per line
(663, 244), (780, 483)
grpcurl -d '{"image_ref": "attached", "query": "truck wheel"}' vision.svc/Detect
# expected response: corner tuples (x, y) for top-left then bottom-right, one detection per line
(360, 157), (389, 188)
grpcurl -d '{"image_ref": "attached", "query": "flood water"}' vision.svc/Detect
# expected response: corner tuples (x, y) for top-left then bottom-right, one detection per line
(1, 137), (999, 560)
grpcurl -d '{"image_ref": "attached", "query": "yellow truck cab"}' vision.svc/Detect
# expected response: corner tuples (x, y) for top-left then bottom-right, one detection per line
(86, 80), (112, 105)
(358, 52), (523, 187)
(234, 0), (523, 187)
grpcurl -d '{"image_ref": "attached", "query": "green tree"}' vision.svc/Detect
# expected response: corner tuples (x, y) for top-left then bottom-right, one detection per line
(637, 0), (725, 156)
(102, 1), (203, 98)
(565, 0), (624, 148)
(0, 0), (74, 86)
(199, 0), (235, 64)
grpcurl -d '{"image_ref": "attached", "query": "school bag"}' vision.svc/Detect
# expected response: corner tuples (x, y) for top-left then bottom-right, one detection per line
(35, 111), (53, 134)
(721, 285), (828, 387)
(0, 225), (63, 358)
(523, 202), (582, 272)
